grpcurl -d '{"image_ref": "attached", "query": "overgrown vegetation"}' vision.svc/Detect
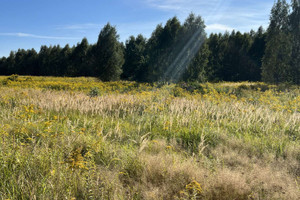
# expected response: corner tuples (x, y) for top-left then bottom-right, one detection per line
(0, 76), (299, 199)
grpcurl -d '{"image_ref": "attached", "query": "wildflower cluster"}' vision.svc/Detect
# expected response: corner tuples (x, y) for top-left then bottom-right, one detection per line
(0, 76), (299, 199)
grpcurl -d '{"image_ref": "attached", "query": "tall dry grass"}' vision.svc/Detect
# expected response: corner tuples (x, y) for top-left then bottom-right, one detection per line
(0, 76), (299, 199)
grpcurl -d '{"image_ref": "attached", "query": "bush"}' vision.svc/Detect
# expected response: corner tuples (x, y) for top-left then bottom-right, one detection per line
(7, 74), (19, 81)
(88, 87), (101, 97)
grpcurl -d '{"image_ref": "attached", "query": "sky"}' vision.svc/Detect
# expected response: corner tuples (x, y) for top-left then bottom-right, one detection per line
(0, 0), (275, 57)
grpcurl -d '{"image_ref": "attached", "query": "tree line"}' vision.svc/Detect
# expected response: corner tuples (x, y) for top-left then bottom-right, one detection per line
(0, 0), (299, 84)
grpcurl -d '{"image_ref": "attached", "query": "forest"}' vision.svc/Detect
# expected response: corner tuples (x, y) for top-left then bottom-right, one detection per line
(0, 0), (299, 84)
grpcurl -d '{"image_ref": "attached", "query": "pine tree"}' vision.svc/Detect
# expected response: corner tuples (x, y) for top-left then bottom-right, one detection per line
(24, 49), (38, 75)
(122, 34), (147, 81)
(290, 0), (300, 84)
(182, 42), (210, 82)
(207, 33), (228, 81)
(59, 44), (72, 76)
(0, 57), (8, 75)
(49, 45), (62, 76)
(145, 17), (182, 82)
(168, 13), (207, 82)
(262, 0), (292, 83)
(71, 38), (89, 76)
(38, 46), (51, 76)
(248, 26), (267, 81)
(93, 23), (124, 81)
(144, 24), (164, 82)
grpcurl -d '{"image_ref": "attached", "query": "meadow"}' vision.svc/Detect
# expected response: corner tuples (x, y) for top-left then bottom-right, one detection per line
(0, 75), (299, 199)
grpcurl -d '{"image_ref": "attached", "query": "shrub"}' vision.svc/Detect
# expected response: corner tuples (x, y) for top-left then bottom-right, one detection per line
(7, 74), (19, 81)
(88, 87), (101, 97)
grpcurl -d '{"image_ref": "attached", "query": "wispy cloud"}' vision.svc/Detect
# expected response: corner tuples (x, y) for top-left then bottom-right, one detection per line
(144, 0), (273, 32)
(145, 0), (232, 16)
(0, 32), (79, 40)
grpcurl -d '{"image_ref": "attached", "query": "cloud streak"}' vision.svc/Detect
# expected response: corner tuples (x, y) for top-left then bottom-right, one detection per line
(0, 32), (79, 40)
(144, 0), (273, 32)
(145, 0), (232, 16)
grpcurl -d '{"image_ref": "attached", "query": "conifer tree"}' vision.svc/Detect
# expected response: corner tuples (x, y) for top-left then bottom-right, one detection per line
(122, 34), (147, 81)
(146, 17), (182, 82)
(70, 38), (89, 76)
(248, 26), (266, 81)
(93, 23), (124, 81)
(0, 57), (8, 75)
(262, 0), (292, 83)
(168, 13), (207, 82)
(182, 42), (210, 82)
(290, 0), (300, 84)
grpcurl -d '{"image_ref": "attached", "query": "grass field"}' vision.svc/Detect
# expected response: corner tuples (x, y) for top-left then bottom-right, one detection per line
(0, 75), (299, 199)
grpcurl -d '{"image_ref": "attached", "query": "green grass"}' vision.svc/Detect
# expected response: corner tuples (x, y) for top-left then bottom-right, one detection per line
(0, 75), (300, 199)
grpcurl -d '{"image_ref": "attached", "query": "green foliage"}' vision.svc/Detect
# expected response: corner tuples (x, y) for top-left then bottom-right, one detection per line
(88, 87), (101, 97)
(70, 38), (91, 76)
(122, 34), (147, 81)
(93, 23), (124, 81)
(7, 74), (19, 81)
(206, 28), (266, 82)
(182, 42), (211, 82)
(248, 26), (266, 81)
(290, 0), (300, 84)
(0, 77), (299, 199)
(145, 14), (207, 82)
(262, 0), (293, 84)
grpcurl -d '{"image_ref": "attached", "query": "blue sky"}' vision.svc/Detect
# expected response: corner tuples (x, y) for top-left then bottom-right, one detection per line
(0, 0), (275, 57)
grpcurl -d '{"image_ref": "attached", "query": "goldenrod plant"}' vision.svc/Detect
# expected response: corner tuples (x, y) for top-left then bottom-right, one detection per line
(0, 75), (299, 199)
